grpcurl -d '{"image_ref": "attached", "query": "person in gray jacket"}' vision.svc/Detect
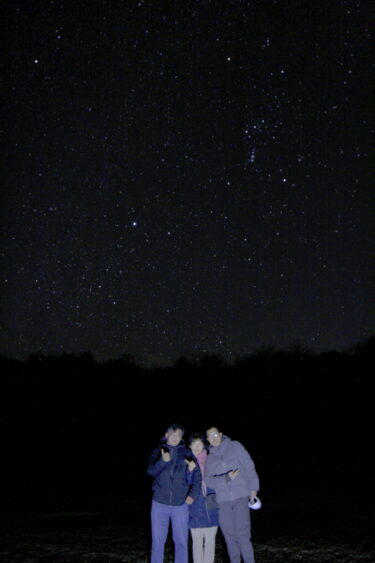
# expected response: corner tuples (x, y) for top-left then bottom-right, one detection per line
(205, 427), (259, 563)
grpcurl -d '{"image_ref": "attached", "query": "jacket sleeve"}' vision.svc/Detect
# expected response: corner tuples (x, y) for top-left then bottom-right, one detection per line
(205, 459), (230, 490)
(205, 473), (230, 489)
(236, 442), (260, 492)
(147, 447), (168, 477)
(186, 466), (194, 484)
(188, 465), (202, 500)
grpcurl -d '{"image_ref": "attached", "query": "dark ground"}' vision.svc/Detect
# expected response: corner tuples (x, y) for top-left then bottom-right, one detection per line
(0, 345), (374, 561)
(0, 491), (374, 562)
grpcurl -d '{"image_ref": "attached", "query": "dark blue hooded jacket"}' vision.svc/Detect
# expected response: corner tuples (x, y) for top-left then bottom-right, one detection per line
(187, 452), (219, 528)
(147, 438), (201, 506)
(188, 485), (219, 528)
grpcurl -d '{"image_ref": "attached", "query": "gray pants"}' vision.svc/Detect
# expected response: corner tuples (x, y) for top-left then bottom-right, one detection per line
(190, 526), (218, 563)
(218, 497), (255, 563)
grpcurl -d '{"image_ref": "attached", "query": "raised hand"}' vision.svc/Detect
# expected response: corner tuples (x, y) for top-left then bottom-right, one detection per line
(185, 458), (197, 472)
(228, 469), (240, 480)
(161, 448), (171, 462)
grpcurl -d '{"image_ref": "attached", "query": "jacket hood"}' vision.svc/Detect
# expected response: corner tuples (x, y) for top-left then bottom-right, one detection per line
(209, 435), (231, 454)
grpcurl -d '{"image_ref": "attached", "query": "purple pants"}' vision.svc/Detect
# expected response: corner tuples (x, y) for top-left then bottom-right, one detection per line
(218, 497), (255, 563)
(151, 500), (189, 563)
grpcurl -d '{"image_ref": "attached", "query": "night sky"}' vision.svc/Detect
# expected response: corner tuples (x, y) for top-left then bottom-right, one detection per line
(1, 0), (373, 364)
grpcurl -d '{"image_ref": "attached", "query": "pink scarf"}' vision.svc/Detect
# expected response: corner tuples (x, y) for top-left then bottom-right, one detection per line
(196, 449), (208, 497)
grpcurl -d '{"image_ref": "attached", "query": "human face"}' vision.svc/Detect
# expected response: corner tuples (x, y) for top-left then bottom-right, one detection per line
(190, 439), (205, 456)
(165, 428), (183, 446)
(206, 427), (222, 447)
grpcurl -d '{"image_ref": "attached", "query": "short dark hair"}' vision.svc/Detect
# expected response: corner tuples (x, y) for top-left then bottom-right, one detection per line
(206, 425), (220, 433)
(188, 432), (208, 447)
(166, 422), (185, 434)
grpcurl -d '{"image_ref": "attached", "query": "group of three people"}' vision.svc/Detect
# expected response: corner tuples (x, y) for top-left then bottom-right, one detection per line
(147, 423), (259, 563)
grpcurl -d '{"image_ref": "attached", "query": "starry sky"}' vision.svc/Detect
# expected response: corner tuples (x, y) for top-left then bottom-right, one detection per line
(1, 0), (373, 363)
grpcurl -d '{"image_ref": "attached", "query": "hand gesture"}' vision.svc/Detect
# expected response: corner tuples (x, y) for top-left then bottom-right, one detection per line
(185, 496), (194, 505)
(161, 448), (171, 462)
(228, 469), (240, 480)
(185, 458), (196, 472)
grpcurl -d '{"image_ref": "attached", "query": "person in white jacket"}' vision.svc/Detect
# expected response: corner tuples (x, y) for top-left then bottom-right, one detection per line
(205, 427), (259, 563)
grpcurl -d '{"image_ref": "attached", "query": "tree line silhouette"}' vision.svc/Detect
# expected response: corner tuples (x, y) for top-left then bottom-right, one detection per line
(0, 338), (373, 515)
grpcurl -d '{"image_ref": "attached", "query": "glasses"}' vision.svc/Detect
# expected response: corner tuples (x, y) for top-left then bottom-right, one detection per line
(207, 432), (219, 438)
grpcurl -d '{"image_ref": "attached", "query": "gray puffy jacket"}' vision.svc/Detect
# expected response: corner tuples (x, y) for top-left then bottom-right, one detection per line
(205, 436), (259, 503)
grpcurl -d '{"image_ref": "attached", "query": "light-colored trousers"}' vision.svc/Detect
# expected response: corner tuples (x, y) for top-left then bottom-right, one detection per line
(190, 526), (218, 563)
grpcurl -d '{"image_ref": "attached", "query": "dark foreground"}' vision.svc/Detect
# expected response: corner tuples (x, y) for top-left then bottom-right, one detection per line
(1, 351), (374, 561)
(0, 494), (374, 563)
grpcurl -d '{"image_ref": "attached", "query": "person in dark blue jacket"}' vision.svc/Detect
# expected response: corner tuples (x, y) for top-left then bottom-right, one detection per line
(147, 423), (202, 563)
(187, 433), (219, 563)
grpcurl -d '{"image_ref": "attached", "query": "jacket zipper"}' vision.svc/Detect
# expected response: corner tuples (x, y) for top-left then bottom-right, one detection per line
(170, 456), (174, 504)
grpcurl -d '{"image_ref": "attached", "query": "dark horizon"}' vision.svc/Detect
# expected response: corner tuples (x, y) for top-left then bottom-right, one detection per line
(1, 334), (373, 367)
(2, 342), (373, 512)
